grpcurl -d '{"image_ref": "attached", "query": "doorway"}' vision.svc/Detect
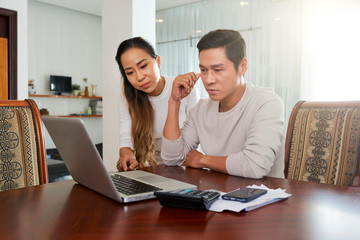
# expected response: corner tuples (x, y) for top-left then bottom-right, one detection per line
(0, 7), (17, 100)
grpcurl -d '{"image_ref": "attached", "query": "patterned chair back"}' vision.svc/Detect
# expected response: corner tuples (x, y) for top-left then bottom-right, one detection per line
(0, 99), (48, 191)
(285, 101), (360, 187)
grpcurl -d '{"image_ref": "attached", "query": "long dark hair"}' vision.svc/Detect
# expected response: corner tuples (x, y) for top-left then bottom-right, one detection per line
(115, 37), (157, 167)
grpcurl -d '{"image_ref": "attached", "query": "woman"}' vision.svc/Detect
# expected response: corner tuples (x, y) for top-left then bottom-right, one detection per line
(115, 37), (199, 171)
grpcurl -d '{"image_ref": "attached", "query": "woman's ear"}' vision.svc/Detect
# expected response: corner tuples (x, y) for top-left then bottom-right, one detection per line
(237, 57), (248, 76)
(156, 55), (161, 68)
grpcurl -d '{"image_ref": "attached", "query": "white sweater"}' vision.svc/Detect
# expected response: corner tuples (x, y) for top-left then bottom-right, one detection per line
(161, 82), (285, 179)
(118, 76), (199, 162)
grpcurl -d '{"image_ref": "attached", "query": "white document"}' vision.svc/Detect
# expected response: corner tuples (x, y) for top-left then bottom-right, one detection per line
(209, 184), (291, 212)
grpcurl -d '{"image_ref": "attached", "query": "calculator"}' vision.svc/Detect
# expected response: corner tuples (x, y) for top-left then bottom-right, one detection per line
(154, 189), (220, 211)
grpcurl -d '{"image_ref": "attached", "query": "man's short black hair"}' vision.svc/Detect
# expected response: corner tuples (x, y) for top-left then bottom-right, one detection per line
(197, 29), (246, 70)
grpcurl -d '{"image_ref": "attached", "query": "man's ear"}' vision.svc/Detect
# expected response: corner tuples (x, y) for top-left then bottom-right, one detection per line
(237, 58), (248, 76)
(156, 55), (161, 68)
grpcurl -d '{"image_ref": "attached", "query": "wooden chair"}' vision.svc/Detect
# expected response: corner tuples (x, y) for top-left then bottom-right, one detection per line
(285, 101), (360, 187)
(0, 99), (48, 191)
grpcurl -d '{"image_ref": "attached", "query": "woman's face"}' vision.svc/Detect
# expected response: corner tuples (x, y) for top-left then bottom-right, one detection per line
(120, 47), (162, 96)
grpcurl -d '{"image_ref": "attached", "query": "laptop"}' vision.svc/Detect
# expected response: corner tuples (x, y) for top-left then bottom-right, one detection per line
(42, 116), (196, 203)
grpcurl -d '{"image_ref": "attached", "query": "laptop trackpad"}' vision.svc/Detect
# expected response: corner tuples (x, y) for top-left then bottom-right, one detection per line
(136, 175), (169, 183)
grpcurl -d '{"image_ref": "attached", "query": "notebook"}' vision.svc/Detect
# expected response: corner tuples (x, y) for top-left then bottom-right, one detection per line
(42, 116), (196, 203)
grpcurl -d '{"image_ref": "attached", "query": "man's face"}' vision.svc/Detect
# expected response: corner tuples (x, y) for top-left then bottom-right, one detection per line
(199, 47), (246, 102)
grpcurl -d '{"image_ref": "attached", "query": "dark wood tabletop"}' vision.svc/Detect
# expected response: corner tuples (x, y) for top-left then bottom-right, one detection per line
(0, 165), (359, 240)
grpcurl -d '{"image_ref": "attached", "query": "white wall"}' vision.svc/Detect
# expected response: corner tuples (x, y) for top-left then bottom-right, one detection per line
(28, 0), (102, 96)
(0, 0), (28, 100)
(27, 0), (103, 149)
(102, 0), (155, 171)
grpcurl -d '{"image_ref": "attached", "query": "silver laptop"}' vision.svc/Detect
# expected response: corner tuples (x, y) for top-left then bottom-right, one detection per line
(42, 117), (196, 203)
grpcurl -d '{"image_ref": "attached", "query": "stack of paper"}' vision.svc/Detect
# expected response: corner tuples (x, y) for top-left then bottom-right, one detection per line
(209, 184), (291, 212)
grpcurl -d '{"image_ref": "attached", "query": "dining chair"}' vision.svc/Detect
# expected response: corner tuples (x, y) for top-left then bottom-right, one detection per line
(285, 101), (360, 187)
(0, 99), (48, 191)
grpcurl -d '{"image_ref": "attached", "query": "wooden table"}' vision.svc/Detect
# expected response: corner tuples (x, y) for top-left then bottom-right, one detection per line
(0, 165), (359, 240)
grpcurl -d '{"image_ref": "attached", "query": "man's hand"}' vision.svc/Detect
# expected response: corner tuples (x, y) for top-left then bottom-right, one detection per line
(117, 155), (138, 171)
(183, 149), (205, 168)
(183, 150), (228, 174)
(171, 72), (201, 102)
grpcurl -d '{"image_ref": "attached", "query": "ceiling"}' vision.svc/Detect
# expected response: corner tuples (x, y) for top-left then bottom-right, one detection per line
(36, 0), (201, 16)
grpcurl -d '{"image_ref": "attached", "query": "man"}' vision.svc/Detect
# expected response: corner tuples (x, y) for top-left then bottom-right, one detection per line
(161, 29), (285, 179)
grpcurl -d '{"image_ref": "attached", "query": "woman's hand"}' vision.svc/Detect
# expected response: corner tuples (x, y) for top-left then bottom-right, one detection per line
(171, 72), (201, 102)
(117, 155), (138, 171)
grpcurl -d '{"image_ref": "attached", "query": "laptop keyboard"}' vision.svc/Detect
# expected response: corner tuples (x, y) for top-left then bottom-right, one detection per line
(110, 174), (162, 195)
